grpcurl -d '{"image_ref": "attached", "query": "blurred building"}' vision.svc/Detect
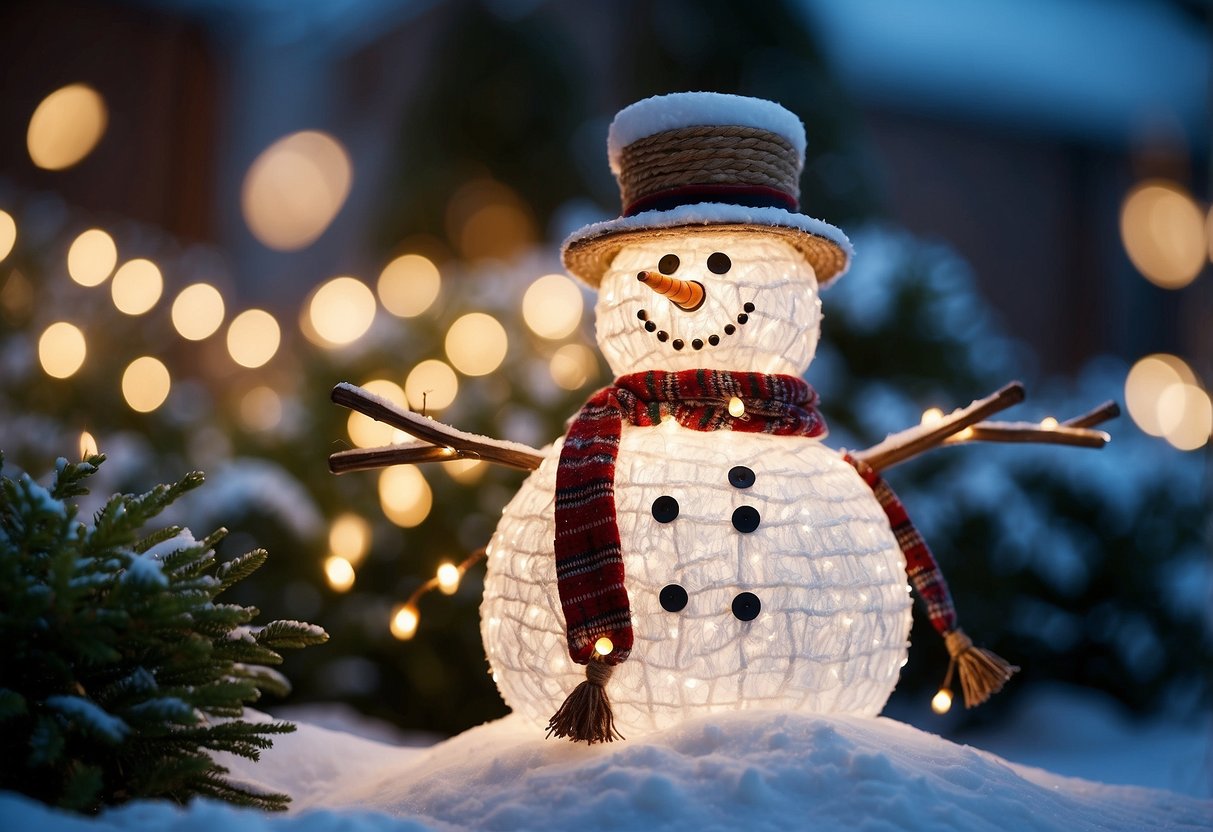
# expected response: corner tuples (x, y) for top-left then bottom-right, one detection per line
(0, 0), (1209, 375)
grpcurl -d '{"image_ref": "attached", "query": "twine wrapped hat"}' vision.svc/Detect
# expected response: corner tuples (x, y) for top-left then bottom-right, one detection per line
(562, 92), (853, 288)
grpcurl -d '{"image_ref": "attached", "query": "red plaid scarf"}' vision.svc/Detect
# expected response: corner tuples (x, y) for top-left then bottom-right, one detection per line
(554, 370), (826, 665)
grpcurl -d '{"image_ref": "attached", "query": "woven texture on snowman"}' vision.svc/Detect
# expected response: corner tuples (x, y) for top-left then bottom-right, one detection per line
(553, 369), (826, 665)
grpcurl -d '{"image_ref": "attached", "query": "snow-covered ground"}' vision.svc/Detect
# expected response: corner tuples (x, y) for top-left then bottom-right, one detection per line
(2, 688), (1209, 831)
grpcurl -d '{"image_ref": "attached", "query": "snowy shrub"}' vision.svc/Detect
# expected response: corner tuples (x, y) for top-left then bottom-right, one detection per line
(0, 454), (328, 813)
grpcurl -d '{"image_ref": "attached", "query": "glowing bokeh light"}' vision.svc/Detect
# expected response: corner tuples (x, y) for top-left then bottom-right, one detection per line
(67, 228), (117, 287)
(27, 84), (108, 171)
(442, 457), (485, 484)
(241, 130), (352, 251)
(1120, 181), (1206, 289)
(307, 276), (376, 346)
(324, 556), (356, 592)
(1125, 354), (1192, 436)
(172, 283), (225, 340)
(329, 513), (371, 566)
(931, 689), (953, 714)
(347, 379), (408, 449)
(0, 211), (16, 262)
(111, 259), (163, 315)
(522, 274), (583, 339)
(226, 309), (280, 368)
(1157, 383), (1212, 451)
(79, 431), (98, 459)
(378, 254), (441, 318)
(378, 465), (433, 528)
(549, 343), (598, 390)
(445, 312), (508, 376)
(121, 356), (171, 413)
(390, 604), (419, 640)
(239, 386), (283, 432)
(38, 322), (86, 378)
(405, 359), (458, 412)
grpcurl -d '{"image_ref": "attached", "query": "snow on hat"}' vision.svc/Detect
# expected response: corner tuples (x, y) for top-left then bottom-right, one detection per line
(562, 92), (853, 288)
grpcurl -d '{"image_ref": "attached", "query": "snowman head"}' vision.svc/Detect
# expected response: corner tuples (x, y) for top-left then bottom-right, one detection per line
(595, 229), (823, 376)
(563, 91), (853, 378)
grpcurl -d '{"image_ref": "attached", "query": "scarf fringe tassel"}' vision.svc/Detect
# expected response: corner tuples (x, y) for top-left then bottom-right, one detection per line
(546, 659), (624, 744)
(943, 628), (1019, 708)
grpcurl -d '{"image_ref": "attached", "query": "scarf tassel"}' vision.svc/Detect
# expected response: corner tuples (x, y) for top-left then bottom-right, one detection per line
(941, 628), (1019, 709)
(546, 658), (624, 744)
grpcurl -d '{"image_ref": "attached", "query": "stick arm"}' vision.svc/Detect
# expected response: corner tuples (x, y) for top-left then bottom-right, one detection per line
(328, 383), (545, 474)
(851, 382), (1118, 473)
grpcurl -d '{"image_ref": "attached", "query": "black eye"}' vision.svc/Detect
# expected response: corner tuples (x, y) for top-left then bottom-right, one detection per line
(707, 252), (731, 274)
(732, 591), (761, 621)
(660, 584), (688, 612)
(658, 254), (680, 275)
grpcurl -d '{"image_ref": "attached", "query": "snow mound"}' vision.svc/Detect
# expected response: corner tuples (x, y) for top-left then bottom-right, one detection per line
(3, 710), (1208, 831)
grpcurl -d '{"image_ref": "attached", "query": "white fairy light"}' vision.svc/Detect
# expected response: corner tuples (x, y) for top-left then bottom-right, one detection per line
(436, 562), (461, 595)
(27, 84), (107, 170)
(324, 556), (356, 593)
(931, 688), (953, 715)
(390, 604), (419, 640)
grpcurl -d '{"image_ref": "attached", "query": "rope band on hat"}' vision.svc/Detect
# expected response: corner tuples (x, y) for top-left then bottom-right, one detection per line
(618, 125), (801, 216)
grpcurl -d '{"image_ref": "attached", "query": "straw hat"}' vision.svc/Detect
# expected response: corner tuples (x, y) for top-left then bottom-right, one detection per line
(562, 92), (852, 288)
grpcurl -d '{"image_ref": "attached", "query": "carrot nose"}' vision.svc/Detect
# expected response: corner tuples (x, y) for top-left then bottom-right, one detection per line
(637, 271), (705, 311)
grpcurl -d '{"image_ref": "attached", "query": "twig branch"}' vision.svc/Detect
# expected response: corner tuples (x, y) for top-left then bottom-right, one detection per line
(852, 384), (1118, 472)
(852, 382), (1026, 471)
(328, 383), (544, 474)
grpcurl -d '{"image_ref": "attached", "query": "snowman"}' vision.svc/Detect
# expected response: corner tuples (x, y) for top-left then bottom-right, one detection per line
(331, 93), (1072, 743)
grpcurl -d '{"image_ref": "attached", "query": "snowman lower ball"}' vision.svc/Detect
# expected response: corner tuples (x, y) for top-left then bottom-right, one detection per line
(482, 93), (915, 740)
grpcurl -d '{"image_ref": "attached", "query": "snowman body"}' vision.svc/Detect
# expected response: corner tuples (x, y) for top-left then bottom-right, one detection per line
(481, 232), (914, 736)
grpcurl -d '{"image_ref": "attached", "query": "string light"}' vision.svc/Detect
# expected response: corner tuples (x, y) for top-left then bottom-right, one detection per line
(172, 283), (225, 340)
(226, 309), (280, 368)
(27, 83), (108, 170)
(522, 274), (583, 339)
(79, 431), (98, 459)
(594, 637), (614, 656)
(931, 688), (953, 714)
(67, 229), (117, 286)
(324, 556), (356, 592)
(920, 407), (944, 426)
(378, 254), (441, 318)
(1039, 417), (1058, 430)
(0, 211), (17, 262)
(121, 356), (171, 413)
(728, 396), (746, 418)
(38, 322), (86, 379)
(389, 548), (487, 641)
(390, 604), (419, 640)
(111, 259), (163, 315)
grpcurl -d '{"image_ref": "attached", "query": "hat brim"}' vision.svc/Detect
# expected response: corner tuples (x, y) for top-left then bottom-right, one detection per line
(561, 203), (852, 289)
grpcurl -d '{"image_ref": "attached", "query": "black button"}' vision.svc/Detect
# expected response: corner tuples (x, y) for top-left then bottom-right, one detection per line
(645, 321), (656, 332)
(731, 505), (760, 533)
(708, 334), (720, 346)
(732, 591), (761, 621)
(657, 331), (669, 342)
(737, 313), (749, 325)
(672, 339), (684, 351)
(652, 495), (679, 523)
(724, 324), (736, 335)
(637, 309), (648, 321)
(743, 302), (755, 313)
(692, 338), (703, 350)
(707, 252), (732, 274)
(658, 254), (680, 275)
(660, 584), (688, 612)
(728, 466), (755, 489)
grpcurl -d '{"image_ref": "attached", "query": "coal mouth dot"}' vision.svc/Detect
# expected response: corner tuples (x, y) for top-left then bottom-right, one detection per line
(636, 301), (755, 349)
